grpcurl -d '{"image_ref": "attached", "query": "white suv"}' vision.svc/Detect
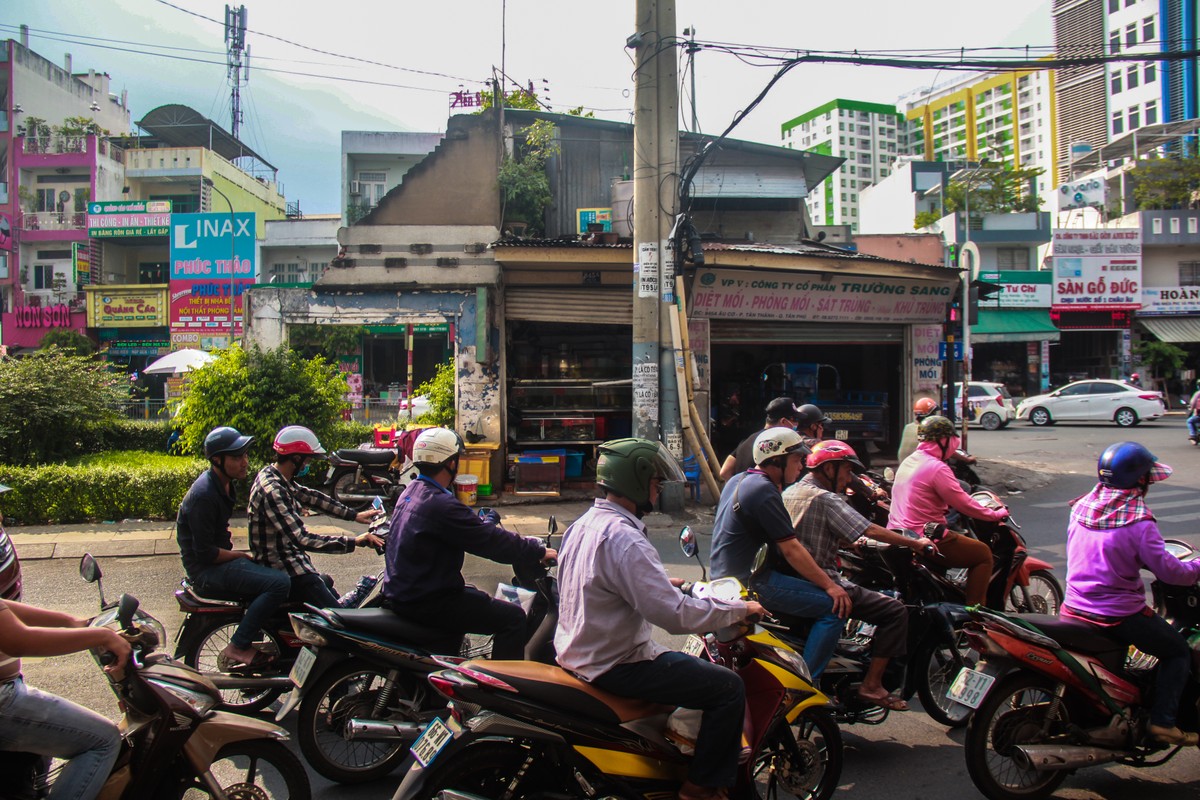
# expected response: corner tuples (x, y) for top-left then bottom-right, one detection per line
(943, 382), (1017, 431)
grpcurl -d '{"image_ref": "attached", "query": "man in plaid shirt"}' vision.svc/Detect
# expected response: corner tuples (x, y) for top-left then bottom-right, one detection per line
(248, 425), (383, 608)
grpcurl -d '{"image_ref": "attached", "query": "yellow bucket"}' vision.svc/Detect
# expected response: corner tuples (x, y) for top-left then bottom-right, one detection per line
(453, 474), (479, 506)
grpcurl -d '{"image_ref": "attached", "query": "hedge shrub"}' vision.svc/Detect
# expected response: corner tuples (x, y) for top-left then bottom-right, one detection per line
(0, 453), (206, 524)
(94, 420), (174, 454)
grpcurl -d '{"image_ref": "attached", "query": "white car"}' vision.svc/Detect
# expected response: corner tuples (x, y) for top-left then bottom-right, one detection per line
(1016, 380), (1165, 427)
(945, 381), (1018, 431)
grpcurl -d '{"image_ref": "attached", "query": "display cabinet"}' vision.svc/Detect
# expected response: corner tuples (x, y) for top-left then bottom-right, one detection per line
(509, 379), (631, 446)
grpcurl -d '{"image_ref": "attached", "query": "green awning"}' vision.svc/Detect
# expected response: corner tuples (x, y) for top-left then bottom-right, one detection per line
(971, 309), (1061, 343)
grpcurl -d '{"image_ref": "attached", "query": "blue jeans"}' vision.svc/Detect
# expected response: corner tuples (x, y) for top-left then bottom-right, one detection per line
(0, 678), (120, 800)
(1111, 610), (1192, 728)
(591, 651), (745, 789)
(194, 558), (290, 650)
(1188, 414), (1200, 438)
(753, 570), (841, 678)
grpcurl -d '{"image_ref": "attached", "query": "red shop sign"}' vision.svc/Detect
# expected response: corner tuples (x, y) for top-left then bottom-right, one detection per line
(14, 304), (73, 328)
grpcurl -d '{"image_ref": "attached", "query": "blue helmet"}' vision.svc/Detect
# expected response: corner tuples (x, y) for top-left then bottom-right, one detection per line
(1097, 442), (1172, 489)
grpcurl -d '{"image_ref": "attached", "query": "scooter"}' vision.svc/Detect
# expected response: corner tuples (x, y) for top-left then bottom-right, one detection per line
(956, 541), (1200, 800)
(327, 444), (419, 511)
(172, 507), (390, 712)
(391, 533), (843, 800)
(279, 515), (561, 785)
(1, 554), (310, 800)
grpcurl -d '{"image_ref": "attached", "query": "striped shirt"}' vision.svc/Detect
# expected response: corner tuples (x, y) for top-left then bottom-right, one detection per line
(247, 464), (358, 577)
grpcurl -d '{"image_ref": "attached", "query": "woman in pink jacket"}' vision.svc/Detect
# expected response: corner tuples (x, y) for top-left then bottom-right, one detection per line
(888, 415), (1005, 606)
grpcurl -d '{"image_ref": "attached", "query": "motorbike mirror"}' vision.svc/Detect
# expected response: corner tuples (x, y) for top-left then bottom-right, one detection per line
(679, 527), (698, 558)
(79, 553), (101, 583)
(547, 516), (557, 536)
(751, 544), (770, 579)
(116, 593), (139, 631)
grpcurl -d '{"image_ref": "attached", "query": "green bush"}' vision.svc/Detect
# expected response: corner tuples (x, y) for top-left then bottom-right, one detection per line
(0, 453), (206, 524)
(324, 421), (376, 452)
(94, 420), (174, 454)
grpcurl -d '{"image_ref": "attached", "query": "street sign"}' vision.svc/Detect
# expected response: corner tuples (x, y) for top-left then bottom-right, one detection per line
(939, 342), (964, 361)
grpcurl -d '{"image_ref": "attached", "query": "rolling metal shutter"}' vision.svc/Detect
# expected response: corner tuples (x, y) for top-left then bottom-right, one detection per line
(505, 288), (633, 326)
(709, 319), (905, 344)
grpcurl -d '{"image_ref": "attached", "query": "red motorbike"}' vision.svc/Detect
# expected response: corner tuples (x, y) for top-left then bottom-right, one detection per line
(954, 540), (1200, 800)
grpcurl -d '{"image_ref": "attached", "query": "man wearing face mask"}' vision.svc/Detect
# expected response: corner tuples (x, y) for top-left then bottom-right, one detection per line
(247, 425), (383, 608)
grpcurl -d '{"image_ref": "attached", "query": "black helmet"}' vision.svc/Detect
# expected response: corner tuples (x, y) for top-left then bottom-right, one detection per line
(796, 404), (832, 428)
(204, 426), (253, 459)
(1097, 442), (1172, 489)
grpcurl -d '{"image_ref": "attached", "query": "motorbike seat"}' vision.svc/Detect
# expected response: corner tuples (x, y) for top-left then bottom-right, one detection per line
(1018, 614), (1127, 670)
(328, 608), (460, 649)
(335, 448), (396, 466)
(178, 583), (242, 608)
(472, 660), (672, 724)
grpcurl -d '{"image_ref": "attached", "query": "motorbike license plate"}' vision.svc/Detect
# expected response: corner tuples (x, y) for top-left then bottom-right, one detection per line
(946, 667), (995, 709)
(834, 429), (849, 441)
(682, 635), (707, 658)
(410, 717), (453, 767)
(289, 646), (317, 689)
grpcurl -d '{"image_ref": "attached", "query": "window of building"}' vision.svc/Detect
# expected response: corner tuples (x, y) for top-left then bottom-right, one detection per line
(1112, 110), (1124, 135)
(1181, 262), (1200, 285)
(1172, 217), (1181, 234)
(1126, 65), (1139, 89)
(1108, 0), (1119, 10)
(33, 264), (54, 290)
(1125, 23), (1136, 46)
(1153, 218), (1164, 234)
(1143, 16), (1155, 42)
(1145, 63), (1156, 83)
(35, 189), (56, 212)
(996, 248), (1029, 269)
(1128, 105), (1140, 129)
(1111, 72), (1122, 94)
(1191, 218), (1199, 235)
(1110, 32), (1120, 54)
(1146, 99), (1158, 124)
(848, 179), (856, 188)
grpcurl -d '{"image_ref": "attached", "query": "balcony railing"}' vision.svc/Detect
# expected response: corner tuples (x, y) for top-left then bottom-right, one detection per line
(22, 291), (88, 310)
(19, 211), (87, 231)
(19, 135), (124, 162)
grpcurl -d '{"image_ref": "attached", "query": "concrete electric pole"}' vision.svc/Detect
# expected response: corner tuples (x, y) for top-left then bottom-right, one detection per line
(631, 0), (682, 458)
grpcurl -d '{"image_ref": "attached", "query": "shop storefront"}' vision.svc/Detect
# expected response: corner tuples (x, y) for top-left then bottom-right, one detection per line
(972, 271), (1058, 397)
(1, 301), (89, 351)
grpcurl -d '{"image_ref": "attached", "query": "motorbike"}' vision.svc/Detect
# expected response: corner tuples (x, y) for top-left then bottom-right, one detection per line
(955, 539), (1200, 800)
(172, 506), (390, 713)
(1, 554), (310, 800)
(327, 443), (419, 511)
(390, 532), (843, 800)
(279, 515), (561, 785)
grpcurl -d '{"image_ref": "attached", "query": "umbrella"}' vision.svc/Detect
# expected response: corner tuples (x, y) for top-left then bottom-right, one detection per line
(143, 348), (216, 376)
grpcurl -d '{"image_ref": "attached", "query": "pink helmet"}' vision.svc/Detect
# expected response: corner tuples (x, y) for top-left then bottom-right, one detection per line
(806, 440), (866, 474)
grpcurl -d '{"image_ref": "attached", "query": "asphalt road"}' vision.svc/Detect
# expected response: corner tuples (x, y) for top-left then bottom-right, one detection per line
(17, 419), (1200, 799)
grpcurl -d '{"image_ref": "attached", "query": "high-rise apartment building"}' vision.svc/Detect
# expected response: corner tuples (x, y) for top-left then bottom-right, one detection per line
(898, 68), (1059, 201)
(780, 99), (903, 233)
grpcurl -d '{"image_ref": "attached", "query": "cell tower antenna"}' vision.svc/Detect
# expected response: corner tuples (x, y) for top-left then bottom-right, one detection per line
(224, 4), (248, 140)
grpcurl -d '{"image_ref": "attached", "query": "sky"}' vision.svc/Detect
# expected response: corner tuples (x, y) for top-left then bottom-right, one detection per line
(6, 0), (1054, 215)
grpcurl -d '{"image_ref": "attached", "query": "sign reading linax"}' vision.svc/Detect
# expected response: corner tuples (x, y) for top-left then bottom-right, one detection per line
(1051, 228), (1142, 311)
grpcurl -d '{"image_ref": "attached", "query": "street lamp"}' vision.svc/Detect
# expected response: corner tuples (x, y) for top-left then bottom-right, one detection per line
(202, 177), (237, 345)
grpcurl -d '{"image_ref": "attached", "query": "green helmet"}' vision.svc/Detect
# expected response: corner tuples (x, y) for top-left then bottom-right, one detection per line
(595, 438), (686, 512)
(918, 415), (956, 441)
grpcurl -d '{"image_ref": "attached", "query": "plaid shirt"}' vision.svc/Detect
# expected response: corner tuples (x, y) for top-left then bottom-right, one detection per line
(247, 464), (358, 577)
(781, 473), (870, 582)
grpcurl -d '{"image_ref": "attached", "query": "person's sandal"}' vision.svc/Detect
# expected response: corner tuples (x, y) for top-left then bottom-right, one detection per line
(856, 688), (909, 711)
(1148, 725), (1199, 746)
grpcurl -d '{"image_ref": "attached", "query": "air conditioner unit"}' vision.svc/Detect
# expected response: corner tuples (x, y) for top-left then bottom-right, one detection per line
(349, 181), (362, 195)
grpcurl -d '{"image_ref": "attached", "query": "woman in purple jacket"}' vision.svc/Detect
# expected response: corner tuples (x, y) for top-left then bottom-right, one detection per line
(1065, 442), (1200, 746)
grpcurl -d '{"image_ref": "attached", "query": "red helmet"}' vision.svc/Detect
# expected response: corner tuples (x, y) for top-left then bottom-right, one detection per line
(806, 440), (866, 474)
(913, 397), (938, 417)
(273, 425), (326, 456)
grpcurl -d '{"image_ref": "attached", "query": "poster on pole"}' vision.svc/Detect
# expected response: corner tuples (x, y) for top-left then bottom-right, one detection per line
(637, 242), (658, 298)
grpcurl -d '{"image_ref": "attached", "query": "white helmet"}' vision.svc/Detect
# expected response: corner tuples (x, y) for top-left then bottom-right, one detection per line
(273, 425), (326, 456)
(752, 426), (807, 467)
(412, 427), (465, 465)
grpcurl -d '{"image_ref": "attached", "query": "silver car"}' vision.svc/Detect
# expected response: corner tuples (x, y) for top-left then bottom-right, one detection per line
(1016, 380), (1165, 427)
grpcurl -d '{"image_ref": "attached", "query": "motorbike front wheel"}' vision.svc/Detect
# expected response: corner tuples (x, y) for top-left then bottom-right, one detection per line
(178, 618), (284, 712)
(1008, 570), (1063, 616)
(752, 708), (843, 800)
(963, 673), (1069, 800)
(182, 739), (311, 799)
(914, 635), (975, 728)
(297, 659), (417, 784)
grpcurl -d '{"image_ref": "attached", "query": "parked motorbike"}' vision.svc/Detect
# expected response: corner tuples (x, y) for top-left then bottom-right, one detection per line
(327, 444), (419, 511)
(0, 554), (310, 800)
(172, 508), (390, 712)
(391, 532), (843, 800)
(955, 540), (1200, 800)
(280, 515), (561, 785)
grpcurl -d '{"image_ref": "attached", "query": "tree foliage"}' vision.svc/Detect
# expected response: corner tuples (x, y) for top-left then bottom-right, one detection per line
(173, 344), (349, 462)
(288, 324), (366, 361)
(940, 165), (1044, 215)
(414, 358), (456, 427)
(1135, 338), (1187, 381)
(38, 328), (97, 356)
(498, 119), (559, 235)
(0, 348), (124, 465)
(1129, 156), (1200, 210)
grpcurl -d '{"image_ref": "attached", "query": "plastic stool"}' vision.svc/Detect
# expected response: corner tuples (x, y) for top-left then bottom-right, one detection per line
(681, 455), (701, 502)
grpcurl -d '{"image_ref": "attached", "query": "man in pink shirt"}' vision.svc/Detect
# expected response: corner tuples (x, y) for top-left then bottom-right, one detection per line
(888, 415), (1003, 606)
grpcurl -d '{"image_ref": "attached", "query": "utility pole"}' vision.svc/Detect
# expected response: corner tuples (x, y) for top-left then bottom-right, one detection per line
(631, 0), (682, 453)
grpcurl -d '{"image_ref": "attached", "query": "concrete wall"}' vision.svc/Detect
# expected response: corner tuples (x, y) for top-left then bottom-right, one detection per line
(854, 233), (944, 265)
(13, 43), (131, 135)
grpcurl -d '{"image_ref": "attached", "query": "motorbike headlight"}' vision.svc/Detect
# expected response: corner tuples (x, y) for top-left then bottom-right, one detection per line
(146, 678), (217, 716)
(290, 615), (328, 647)
(764, 643), (812, 683)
